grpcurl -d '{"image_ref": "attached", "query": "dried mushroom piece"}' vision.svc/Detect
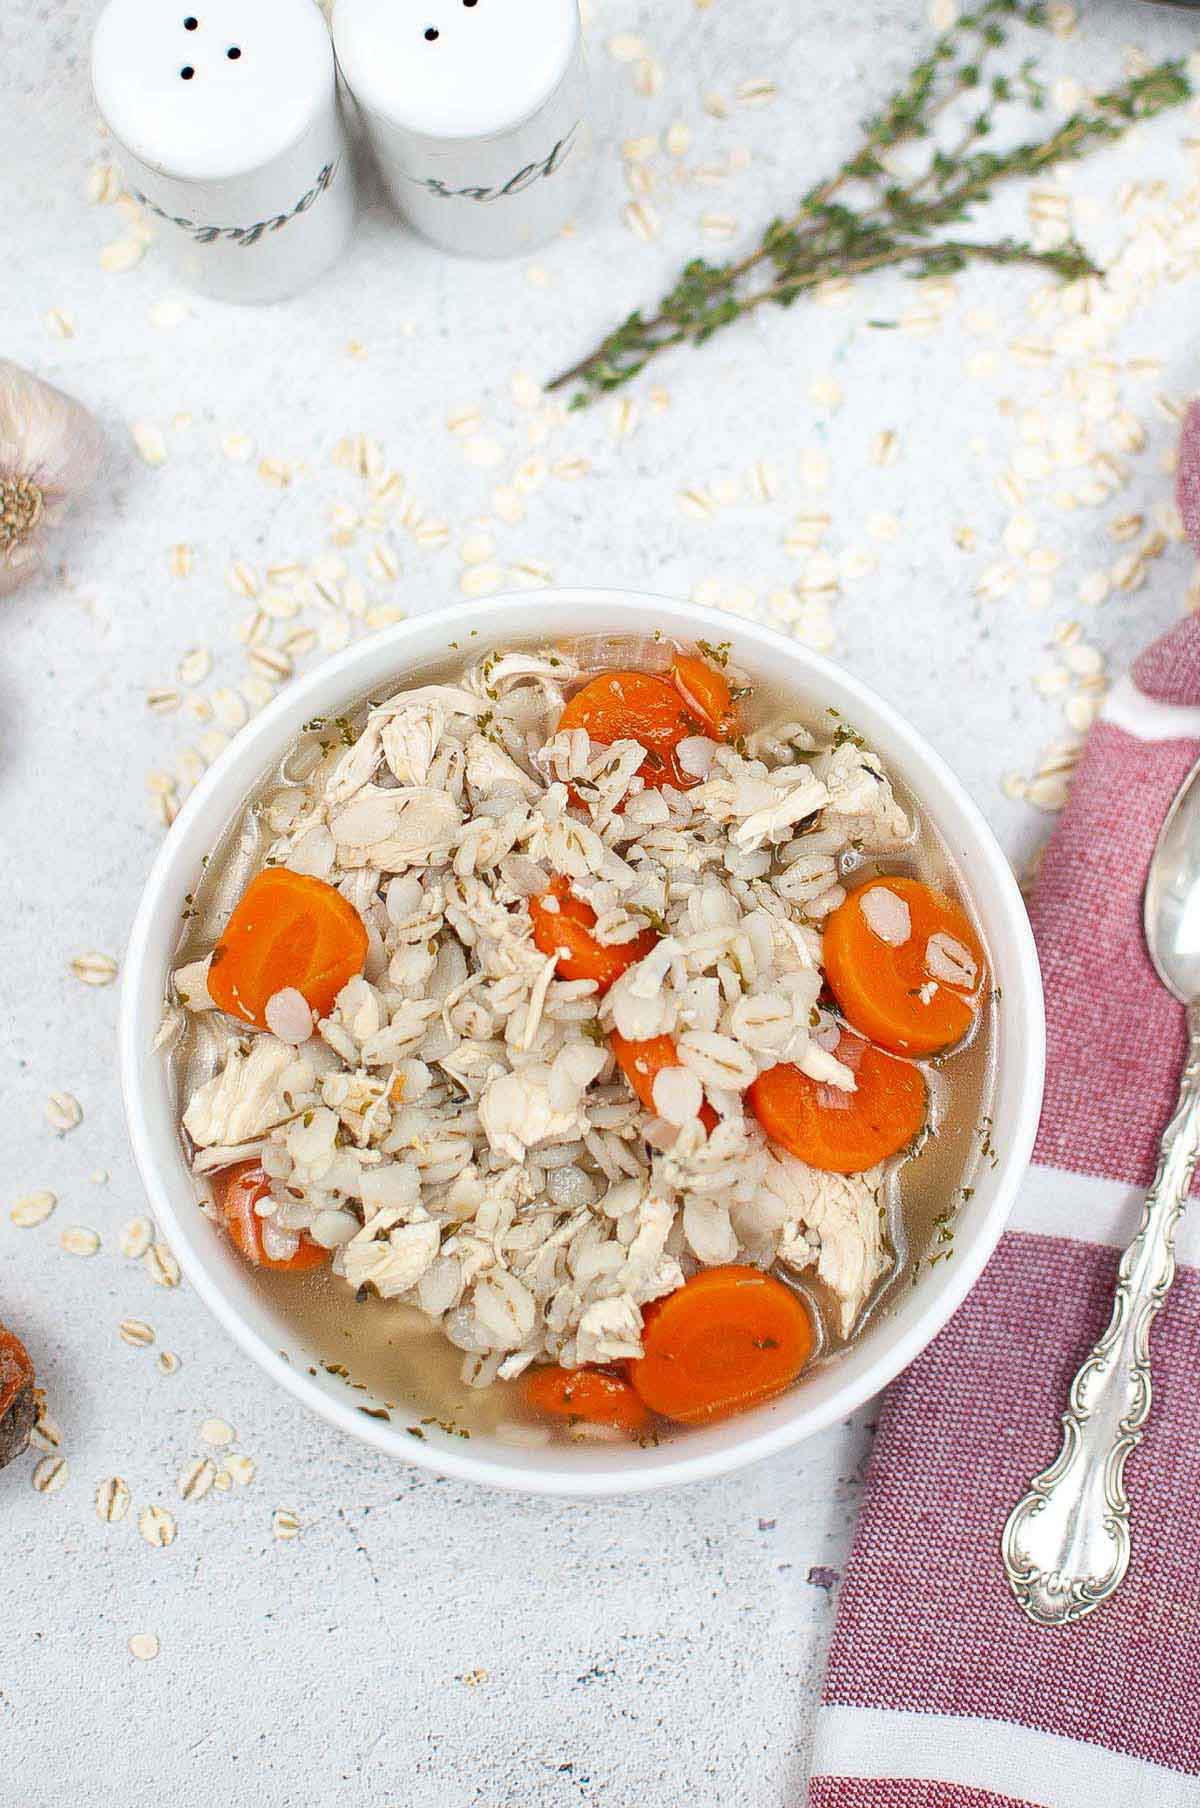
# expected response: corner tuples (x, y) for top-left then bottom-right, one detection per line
(0, 1322), (35, 1471)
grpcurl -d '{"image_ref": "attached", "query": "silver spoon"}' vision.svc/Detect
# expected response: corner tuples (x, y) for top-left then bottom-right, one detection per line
(1002, 755), (1200, 1627)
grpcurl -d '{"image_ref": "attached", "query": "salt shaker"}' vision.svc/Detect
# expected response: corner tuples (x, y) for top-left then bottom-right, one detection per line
(332, 0), (590, 259)
(91, 0), (355, 304)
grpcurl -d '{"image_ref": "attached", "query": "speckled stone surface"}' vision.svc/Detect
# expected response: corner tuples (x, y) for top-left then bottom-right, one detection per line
(3, 1), (1199, 1802)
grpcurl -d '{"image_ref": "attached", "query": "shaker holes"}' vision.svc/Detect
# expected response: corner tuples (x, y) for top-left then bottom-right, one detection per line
(424, 26), (439, 39)
(180, 64), (195, 78)
(183, 15), (198, 26)
(227, 45), (241, 57)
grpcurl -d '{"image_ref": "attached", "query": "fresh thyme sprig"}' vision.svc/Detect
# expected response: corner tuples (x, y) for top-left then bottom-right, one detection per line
(546, 3), (1191, 404)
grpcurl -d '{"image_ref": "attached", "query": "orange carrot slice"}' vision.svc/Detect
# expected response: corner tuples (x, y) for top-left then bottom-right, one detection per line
(212, 1161), (329, 1273)
(207, 866), (368, 1031)
(529, 876), (658, 994)
(609, 1029), (719, 1133)
(629, 1266), (814, 1424)
(823, 875), (985, 1056)
(524, 1365), (651, 1434)
(670, 652), (738, 742)
(748, 1031), (926, 1174)
(557, 669), (704, 791)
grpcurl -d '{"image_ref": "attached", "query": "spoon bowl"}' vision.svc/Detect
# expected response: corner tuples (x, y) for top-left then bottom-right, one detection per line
(1144, 757), (1200, 1003)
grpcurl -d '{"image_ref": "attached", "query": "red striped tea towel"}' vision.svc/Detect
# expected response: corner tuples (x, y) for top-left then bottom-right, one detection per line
(806, 624), (1200, 1799)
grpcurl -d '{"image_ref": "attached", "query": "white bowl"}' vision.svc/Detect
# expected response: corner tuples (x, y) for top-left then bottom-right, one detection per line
(120, 588), (1044, 1495)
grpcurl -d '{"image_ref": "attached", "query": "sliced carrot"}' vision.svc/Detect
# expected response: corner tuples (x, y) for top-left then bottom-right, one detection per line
(557, 669), (704, 791)
(671, 652), (738, 742)
(748, 1031), (926, 1174)
(529, 876), (658, 994)
(823, 875), (986, 1056)
(207, 866), (368, 1031)
(609, 1029), (719, 1133)
(524, 1365), (651, 1434)
(629, 1266), (814, 1425)
(211, 1161), (329, 1273)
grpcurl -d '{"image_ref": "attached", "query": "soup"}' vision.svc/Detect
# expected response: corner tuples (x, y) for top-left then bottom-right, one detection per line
(163, 634), (993, 1448)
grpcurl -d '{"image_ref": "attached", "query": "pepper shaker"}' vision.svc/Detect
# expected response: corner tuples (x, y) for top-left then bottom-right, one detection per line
(332, 0), (590, 259)
(91, 0), (355, 304)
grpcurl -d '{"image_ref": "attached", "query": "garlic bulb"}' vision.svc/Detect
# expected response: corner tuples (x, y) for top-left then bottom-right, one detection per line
(0, 359), (102, 597)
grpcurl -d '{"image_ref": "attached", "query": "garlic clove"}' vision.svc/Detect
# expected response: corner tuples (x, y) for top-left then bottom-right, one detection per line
(0, 360), (103, 597)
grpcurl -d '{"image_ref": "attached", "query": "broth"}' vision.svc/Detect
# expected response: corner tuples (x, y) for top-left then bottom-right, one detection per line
(166, 633), (995, 1448)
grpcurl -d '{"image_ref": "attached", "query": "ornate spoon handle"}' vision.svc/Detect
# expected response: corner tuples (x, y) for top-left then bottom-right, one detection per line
(1001, 1000), (1200, 1627)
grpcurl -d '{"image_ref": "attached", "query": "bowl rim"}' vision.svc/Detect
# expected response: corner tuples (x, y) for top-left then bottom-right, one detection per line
(120, 587), (1046, 1496)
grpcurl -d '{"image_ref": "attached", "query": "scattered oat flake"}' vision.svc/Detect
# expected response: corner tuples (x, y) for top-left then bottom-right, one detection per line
(44, 308), (75, 340)
(70, 951), (118, 986)
(178, 1457), (216, 1502)
(607, 32), (646, 61)
(170, 543), (194, 577)
(100, 238), (143, 272)
(222, 431), (256, 463)
(177, 646), (211, 687)
(119, 1318), (155, 1348)
(679, 486), (715, 520)
(96, 1476), (131, 1522)
(139, 1504), (176, 1548)
(737, 78), (776, 107)
(86, 161), (122, 204)
(30, 1401), (62, 1452)
(460, 1668), (490, 1687)
(273, 1508), (301, 1540)
(464, 437), (504, 470)
(147, 687), (181, 715)
(809, 377), (842, 413)
(61, 1226), (100, 1258)
(700, 212), (738, 241)
(633, 57), (663, 97)
(129, 1633), (160, 1661)
(247, 646), (294, 684)
(1077, 571), (1110, 608)
(508, 558), (553, 589)
(622, 134), (658, 163)
(460, 564), (504, 599)
(870, 429), (899, 468)
(747, 460), (778, 502)
(131, 422), (168, 467)
(32, 1456), (68, 1495)
(120, 1216), (154, 1259)
(145, 1243), (181, 1288)
(227, 559), (259, 598)
(492, 486), (523, 524)
(200, 1417), (235, 1448)
(11, 1190), (56, 1228)
(459, 531), (494, 566)
(623, 201), (660, 243)
(157, 1351), (181, 1376)
(225, 1453), (256, 1486)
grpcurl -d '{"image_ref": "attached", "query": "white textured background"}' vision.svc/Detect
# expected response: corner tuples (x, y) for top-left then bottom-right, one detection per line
(3, 1), (1199, 1803)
